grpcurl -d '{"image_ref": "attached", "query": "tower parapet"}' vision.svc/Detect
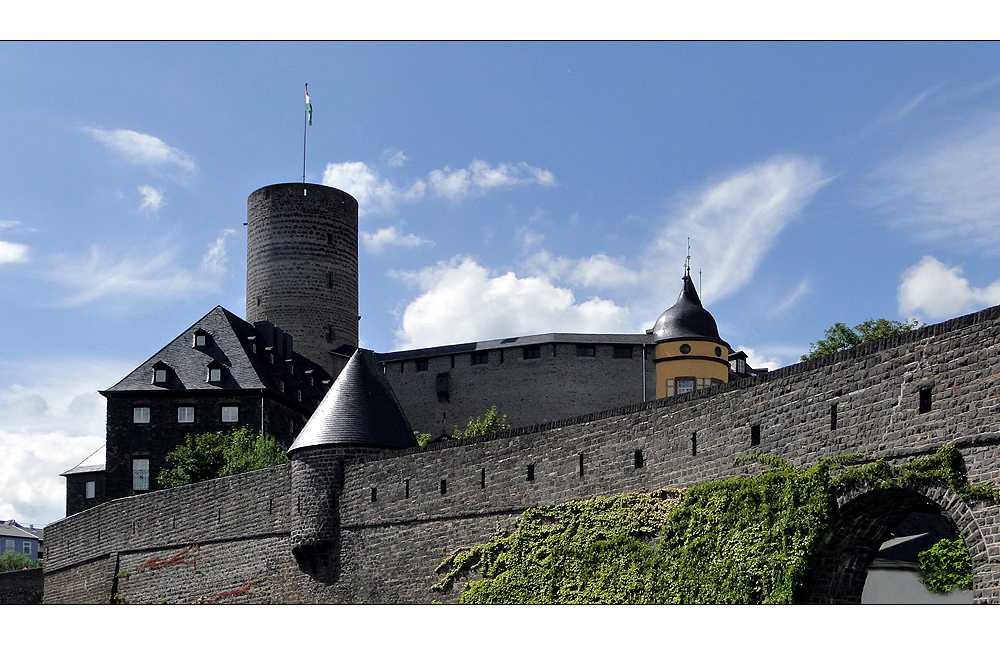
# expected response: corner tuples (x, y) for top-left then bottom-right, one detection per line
(246, 183), (359, 377)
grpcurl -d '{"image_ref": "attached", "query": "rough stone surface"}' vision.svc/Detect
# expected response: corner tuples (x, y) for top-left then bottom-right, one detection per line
(246, 183), (359, 377)
(0, 568), (43, 604)
(44, 304), (1000, 603)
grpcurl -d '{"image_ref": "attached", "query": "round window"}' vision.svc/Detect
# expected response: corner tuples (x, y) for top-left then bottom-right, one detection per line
(715, 347), (722, 357)
(679, 344), (691, 354)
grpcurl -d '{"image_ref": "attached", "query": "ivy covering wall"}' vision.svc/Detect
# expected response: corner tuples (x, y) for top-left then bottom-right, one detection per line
(435, 447), (982, 604)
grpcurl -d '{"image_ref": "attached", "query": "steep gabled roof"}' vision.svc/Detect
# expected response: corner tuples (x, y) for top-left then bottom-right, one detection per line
(101, 306), (330, 400)
(289, 349), (417, 453)
(61, 445), (106, 476)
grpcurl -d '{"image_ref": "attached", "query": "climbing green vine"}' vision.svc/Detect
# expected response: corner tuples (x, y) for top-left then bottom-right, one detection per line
(918, 538), (973, 593)
(434, 446), (992, 603)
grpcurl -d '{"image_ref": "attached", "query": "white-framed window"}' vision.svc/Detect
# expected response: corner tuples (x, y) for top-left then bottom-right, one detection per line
(208, 368), (223, 382)
(194, 334), (207, 347)
(22, 541), (31, 556)
(133, 458), (150, 491)
(177, 406), (195, 423)
(676, 378), (696, 395)
(222, 406), (239, 422)
(134, 407), (150, 423)
(86, 480), (96, 499)
(154, 369), (168, 383)
(4, 539), (13, 553)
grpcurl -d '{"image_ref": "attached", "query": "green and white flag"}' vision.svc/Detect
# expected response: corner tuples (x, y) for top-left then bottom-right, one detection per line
(305, 85), (313, 126)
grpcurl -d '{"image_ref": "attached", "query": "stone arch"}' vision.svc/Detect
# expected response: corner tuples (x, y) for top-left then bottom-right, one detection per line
(806, 482), (987, 604)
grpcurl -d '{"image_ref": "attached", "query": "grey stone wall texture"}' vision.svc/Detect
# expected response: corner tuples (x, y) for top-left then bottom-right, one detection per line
(246, 183), (359, 377)
(379, 339), (657, 438)
(43, 304), (1000, 604)
(0, 568), (43, 604)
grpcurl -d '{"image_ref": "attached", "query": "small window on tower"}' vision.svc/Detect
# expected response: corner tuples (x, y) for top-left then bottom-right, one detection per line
(676, 378), (695, 395)
(86, 480), (96, 499)
(416, 359), (429, 372)
(133, 458), (150, 491)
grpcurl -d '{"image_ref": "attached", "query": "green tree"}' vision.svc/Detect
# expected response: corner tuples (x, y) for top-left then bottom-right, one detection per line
(801, 318), (921, 361)
(0, 551), (40, 572)
(918, 537), (973, 593)
(455, 405), (510, 439)
(157, 427), (290, 488)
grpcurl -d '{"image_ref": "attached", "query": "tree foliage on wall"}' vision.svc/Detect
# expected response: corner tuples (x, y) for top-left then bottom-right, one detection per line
(157, 427), (289, 488)
(0, 552), (40, 573)
(434, 446), (987, 604)
(801, 318), (922, 361)
(414, 406), (511, 446)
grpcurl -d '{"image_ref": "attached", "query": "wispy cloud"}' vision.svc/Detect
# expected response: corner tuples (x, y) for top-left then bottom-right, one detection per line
(199, 229), (238, 276)
(860, 85), (942, 137)
(898, 255), (1000, 320)
(383, 148), (408, 167)
(0, 357), (132, 526)
(361, 226), (434, 254)
(322, 158), (556, 215)
(138, 185), (165, 214)
(49, 230), (236, 312)
(428, 160), (556, 202)
(771, 277), (811, 317)
(736, 345), (782, 371)
(868, 112), (1000, 252)
(647, 155), (830, 309)
(390, 256), (630, 349)
(82, 127), (197, 182)
(0, 240), (29, 264)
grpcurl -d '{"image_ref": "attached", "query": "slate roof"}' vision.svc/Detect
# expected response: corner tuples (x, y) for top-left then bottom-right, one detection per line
(289, 349), (417, 453)
(0, 521), (40, 541)
(101, 306), (331, 406)
(376, 332), (654, 362)
(61, 445), (106, 476)
(651, 272), (730, 348)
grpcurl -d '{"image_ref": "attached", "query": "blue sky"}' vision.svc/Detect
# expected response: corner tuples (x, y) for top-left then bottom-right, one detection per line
(4, 41), (1000, 526)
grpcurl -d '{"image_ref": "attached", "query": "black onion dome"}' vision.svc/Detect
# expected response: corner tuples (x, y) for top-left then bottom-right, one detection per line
(652, 274), (729, 347)
(289, 349), (417, 454)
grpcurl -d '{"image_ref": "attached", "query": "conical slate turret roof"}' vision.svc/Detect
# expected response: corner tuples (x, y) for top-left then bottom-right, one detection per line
(651, 272), (730, 348)
(289, 349), (417, 454)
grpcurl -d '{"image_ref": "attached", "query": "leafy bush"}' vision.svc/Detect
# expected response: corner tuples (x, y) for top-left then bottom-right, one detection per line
(918, 538), (973, 593)
(158, 427), (289, 488)
(0, 551), (40, 572)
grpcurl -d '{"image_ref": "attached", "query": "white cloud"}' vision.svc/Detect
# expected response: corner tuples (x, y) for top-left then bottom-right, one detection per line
(322, 161), (425, 216)
(383, 148), (408, 167)
(83, 127), (197, 181)
(391, 257), (631, 349)
(49, 234), (234, 311)
(737, 345), (782, 372)
(0, 240), (29, 264)
(524, 250), (642, 290)
(361, 226), (434, 254)
(323, 157), (556, 215)
(869, 112), (1000, 251)
(0, 220), (19, 229)
(428, 160), (556, 202)
(0, 357), (132, 526)
(138, 185), (165, 214)
(648, 155), (830, 307)
(771, 277), (811, 317)
(898, 256), (1000, 320)
(517, 227), (545, 251)
(199, 229), (238, 276)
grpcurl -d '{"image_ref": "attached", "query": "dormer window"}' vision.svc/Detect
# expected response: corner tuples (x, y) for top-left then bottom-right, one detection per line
(151, 361), (171, 385)
(193, 329), (210, 348)
(206, 360), (226, 383)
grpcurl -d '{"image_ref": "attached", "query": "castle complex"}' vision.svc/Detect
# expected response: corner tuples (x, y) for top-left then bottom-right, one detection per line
(45, 182), (1000, 604)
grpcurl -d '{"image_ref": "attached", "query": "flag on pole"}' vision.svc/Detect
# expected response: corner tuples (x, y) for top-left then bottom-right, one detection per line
(305, 85), (313, 126)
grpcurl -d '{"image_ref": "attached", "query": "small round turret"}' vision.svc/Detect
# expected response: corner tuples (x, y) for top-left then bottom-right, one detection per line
(653, 271), (732, 399)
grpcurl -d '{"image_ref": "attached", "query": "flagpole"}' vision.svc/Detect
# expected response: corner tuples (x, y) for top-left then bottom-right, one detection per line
(302, 83), (308, 183)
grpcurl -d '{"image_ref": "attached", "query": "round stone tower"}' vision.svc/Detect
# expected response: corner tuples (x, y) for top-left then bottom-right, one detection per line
(246, 183), (359, 376)
(652, 269), (732, 399)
